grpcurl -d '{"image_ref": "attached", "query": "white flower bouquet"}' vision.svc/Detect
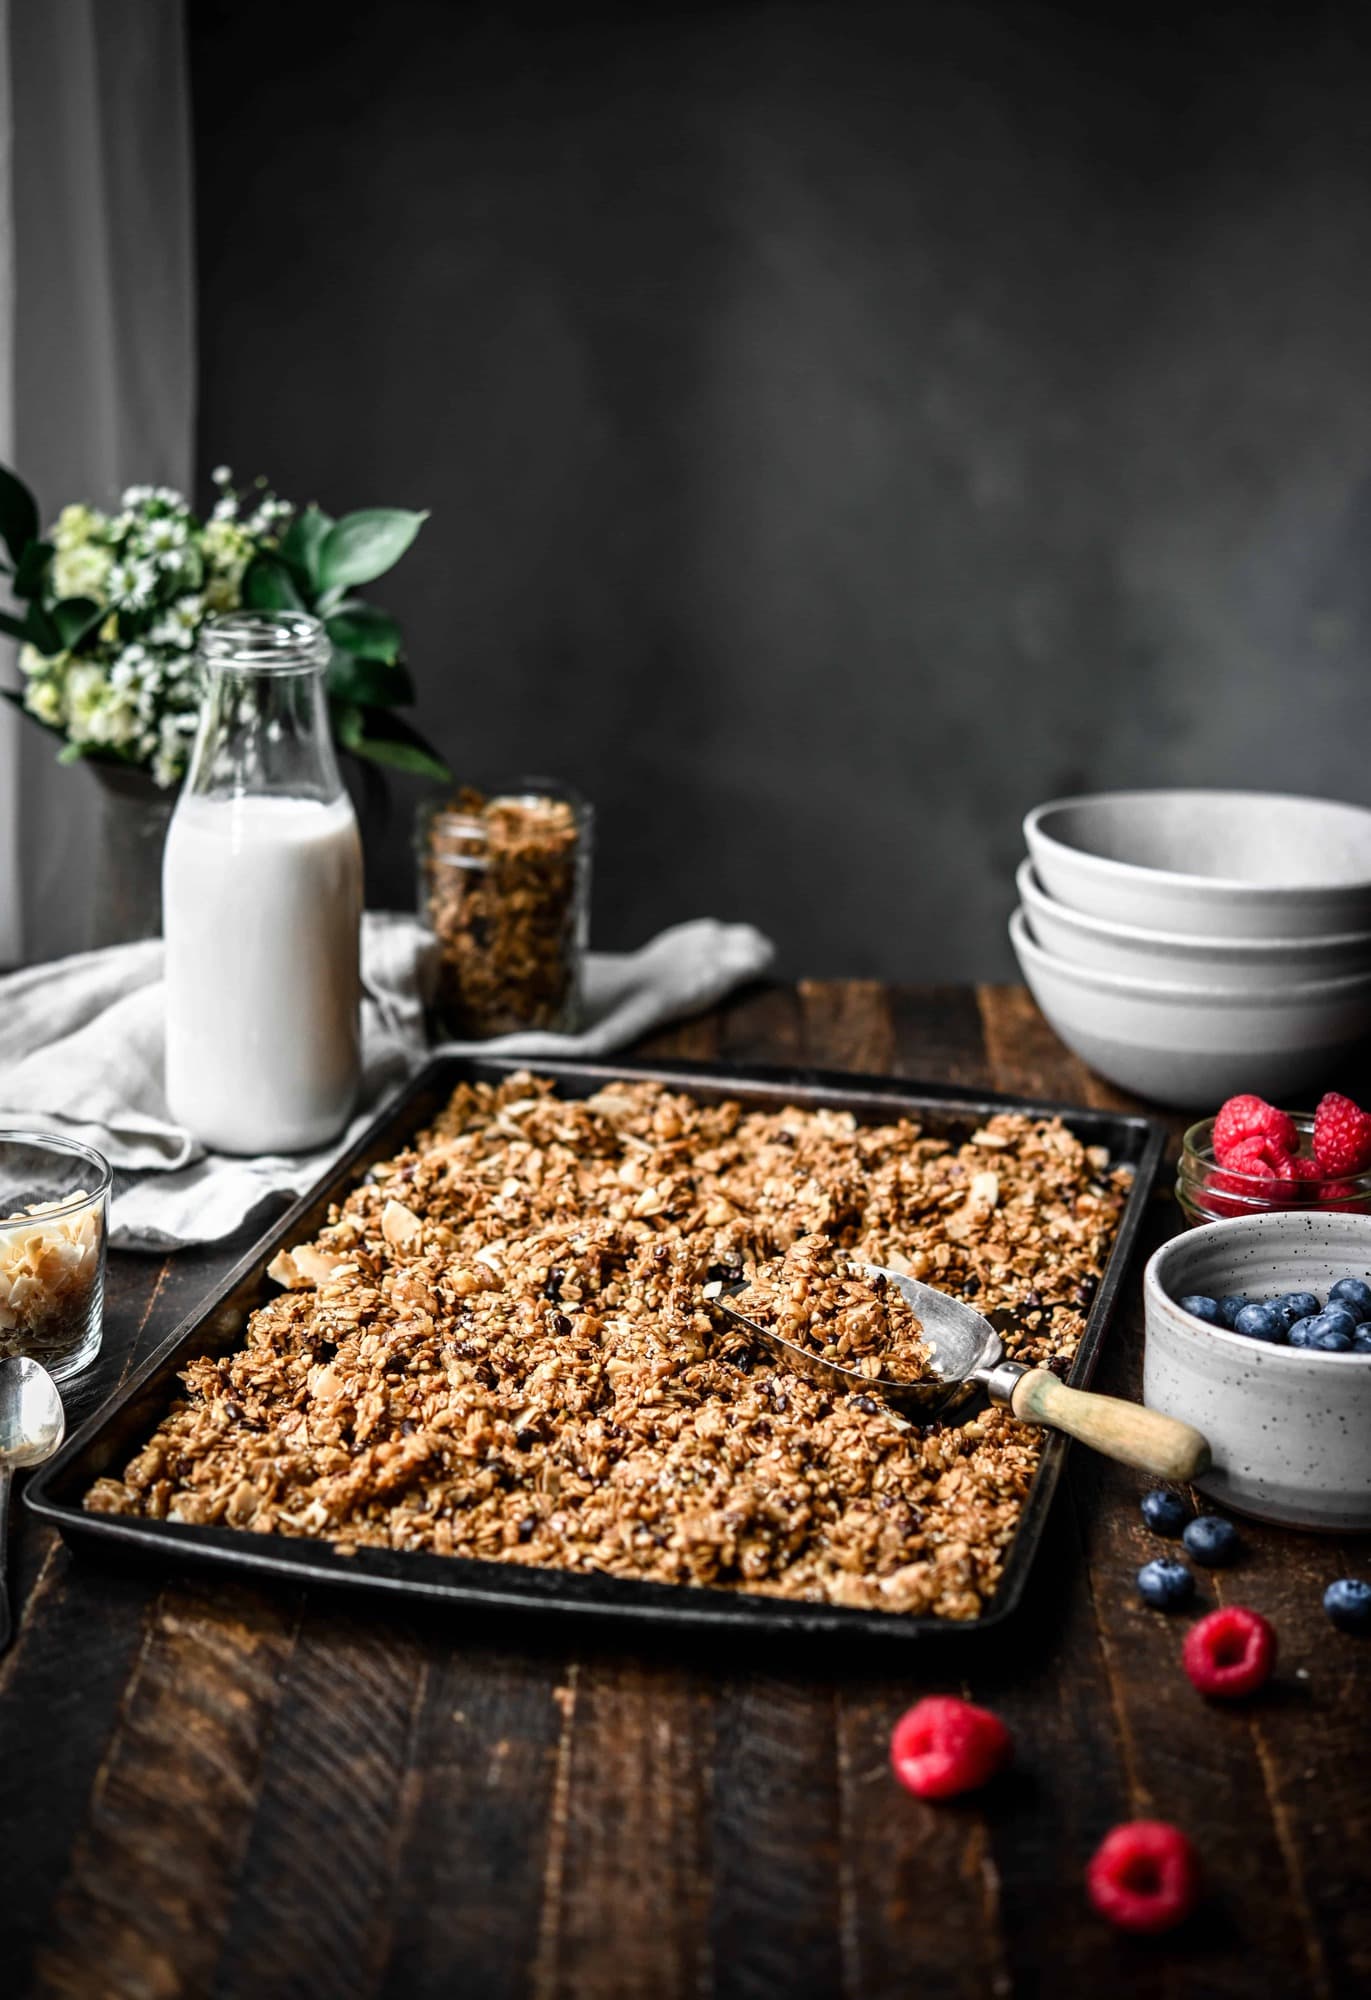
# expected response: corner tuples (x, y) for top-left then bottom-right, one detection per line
(0, 463), (447, 787)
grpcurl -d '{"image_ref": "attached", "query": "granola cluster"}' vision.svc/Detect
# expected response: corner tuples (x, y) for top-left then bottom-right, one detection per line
(86, 1074), (1130, 1620)
(421, 788), (585, 1037)
(736, 1235), (932, 1383)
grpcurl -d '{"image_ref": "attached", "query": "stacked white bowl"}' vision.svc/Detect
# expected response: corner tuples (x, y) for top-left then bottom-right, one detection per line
(1009, 790), (1371, 1105)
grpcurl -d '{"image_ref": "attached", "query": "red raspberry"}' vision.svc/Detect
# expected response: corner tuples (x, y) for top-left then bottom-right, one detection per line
(1182, 1606), (1277, 1699)
(1086, 1821), (1201, 1934)
(890, 1695), (1012, 1799)
(1316, 1181), (1371, 1211)
(1209, 1136), (1300, 1210)
(1212, 1094), (1297, 1164)
(1312, 1092), (1371, 1178)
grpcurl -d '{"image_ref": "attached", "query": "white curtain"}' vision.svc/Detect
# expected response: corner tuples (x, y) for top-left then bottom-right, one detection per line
(0, 0), (194, 965)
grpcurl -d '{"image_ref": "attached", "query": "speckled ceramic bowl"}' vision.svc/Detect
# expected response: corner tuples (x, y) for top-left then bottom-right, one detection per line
(1144, 1212), (1371, 1531)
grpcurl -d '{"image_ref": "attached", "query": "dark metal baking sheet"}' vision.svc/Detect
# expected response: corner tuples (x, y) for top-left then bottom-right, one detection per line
(26, 1056), (1167, 1642)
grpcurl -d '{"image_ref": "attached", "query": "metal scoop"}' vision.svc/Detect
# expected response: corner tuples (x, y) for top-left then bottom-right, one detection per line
(0, 1355), (66, 1654)
(704, 1265), (1209, 1480)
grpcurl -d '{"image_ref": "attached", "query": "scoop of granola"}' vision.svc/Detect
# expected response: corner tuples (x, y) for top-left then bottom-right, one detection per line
(740, 1235), (932, 1383)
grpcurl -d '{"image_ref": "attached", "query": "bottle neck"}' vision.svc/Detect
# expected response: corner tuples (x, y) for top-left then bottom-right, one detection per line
(184, 661), (345, 803)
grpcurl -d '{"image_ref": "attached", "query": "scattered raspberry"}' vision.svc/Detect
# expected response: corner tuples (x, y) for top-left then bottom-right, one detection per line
(1182, 1606), (1276, 1699)
(1086, 1821), (1201, 1934)
(1212, 1095), (1298, 1164)
(1312, 1093), (1371, 1178)
(890, 1695), (1012, 1799)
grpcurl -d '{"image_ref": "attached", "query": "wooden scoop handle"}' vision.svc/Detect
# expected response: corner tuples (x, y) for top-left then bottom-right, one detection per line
(1007, 1369), (1210, 1481)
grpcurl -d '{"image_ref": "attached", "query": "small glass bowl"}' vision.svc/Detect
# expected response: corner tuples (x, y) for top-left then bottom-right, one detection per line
(1176, 1113), (1371, 1227)
(0, 1131), (111, 1381)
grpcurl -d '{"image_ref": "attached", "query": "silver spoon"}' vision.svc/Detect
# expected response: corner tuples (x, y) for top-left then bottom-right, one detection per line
(704, 1264), (1209, 1480)
(0, 1356), (66, 1653)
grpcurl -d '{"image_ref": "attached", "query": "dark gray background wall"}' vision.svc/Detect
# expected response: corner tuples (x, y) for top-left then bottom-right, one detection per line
(188, 0), (1371, 979)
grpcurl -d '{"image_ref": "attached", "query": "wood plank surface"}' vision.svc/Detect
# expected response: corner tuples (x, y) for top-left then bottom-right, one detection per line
(2, 983), (1367, 2000)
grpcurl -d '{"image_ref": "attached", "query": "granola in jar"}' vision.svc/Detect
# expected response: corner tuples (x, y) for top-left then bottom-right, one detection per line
(418, 783), (590, 1037)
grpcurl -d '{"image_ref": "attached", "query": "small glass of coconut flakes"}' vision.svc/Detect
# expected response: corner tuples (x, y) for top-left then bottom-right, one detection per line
(0, 1132), (111, 1381)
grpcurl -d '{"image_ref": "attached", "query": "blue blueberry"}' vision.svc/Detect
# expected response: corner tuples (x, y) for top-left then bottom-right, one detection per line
(1324, 1578), (1371, 1632)
(1140, 1489), (1190, 1536)
(1290, 1313), (1354, 1352)
(1137, 1558), (1195, 1609)
(1353, 1330), (1371, 1354)
(1274, 1291), (1320, 1328)
(1179, 1294), (1223, 1326)
(1216, 1294), (1252, 1329)
(1318, 1304), (1358, 1338)
(1233, 1302), (1286, 1343)
(1328, 1278), (1371, 1323)
(1182, 1515), (1240, 1567)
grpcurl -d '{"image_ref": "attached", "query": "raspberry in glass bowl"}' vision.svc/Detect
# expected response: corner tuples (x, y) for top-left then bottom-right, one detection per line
(1177, 1111), (1371, 1225)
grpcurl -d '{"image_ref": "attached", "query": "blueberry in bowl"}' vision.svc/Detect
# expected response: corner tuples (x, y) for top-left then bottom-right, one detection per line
(1143, 1210), (1371, 1530)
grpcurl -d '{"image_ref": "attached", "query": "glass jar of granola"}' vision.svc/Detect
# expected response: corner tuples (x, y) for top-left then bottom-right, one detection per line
(0, 1131), (110, 1381)
(417, 780), (591, 1038)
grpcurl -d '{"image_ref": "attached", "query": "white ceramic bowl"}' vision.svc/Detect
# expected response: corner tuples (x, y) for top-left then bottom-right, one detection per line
(1025, 790), (1371, 938)
(1017, 859), (1371, 989)
(1010, 908), (1371, 1105)
(1144, 1210), (1371, 1530)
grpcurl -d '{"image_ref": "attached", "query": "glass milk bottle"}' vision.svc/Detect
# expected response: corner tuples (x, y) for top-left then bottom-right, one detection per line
(163, 612), (363, 1154)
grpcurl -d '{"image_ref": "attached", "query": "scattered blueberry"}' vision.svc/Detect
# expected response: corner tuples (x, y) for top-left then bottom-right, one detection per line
(1182, 1515), (1240, 1567)
(1140, 1489), (1190, 1536)
(1354, 1330), (1371, 1354)
(1233, 1302), (1286, 1343)
(1179, 1294), (1223, 1326)
(1137, 1558), (1195, 1609)
(1324, 1578), (1371, 1632)
(1216, 1295), (1252, 1329)
(1273, 1291), (1320, 1328)
(1328, 1277), (1371, 1323)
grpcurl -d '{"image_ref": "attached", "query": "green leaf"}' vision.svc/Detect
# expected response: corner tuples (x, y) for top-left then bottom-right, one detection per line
(241, 553), (306, 612)
(325, 603), (403, 663)
(329, 698), (449, 779)
(13, 539), (52, 600)
(0, 609), (31, 641)
(57, 739), (89, 765)
(0, 466), (39, 567)
(25, 603), (62, 655)
(278, 504), (332, 592)
(51, 597), (106, 649)
(317, 508), (428, 592)
(327, 647), (415, 706)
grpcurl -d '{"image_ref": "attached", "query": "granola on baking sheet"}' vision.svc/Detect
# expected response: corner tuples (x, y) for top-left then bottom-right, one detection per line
(734, 1235), (933, 1383)
(86, 1075), (1131, 1621)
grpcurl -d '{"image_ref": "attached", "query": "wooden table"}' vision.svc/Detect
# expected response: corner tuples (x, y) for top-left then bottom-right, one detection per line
(4, 984), (1368, 2000)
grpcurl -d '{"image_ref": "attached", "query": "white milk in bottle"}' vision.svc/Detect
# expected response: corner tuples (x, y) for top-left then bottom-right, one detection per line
(163, 612), (363, 1154)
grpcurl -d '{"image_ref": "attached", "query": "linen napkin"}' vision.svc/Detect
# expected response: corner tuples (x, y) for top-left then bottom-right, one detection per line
(0, 913), (773, 1250)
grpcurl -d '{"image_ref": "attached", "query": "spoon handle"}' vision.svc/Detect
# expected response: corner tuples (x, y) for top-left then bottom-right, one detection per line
(999, 1368), (1210, 1481)
(0, 1466), (12, 1654)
